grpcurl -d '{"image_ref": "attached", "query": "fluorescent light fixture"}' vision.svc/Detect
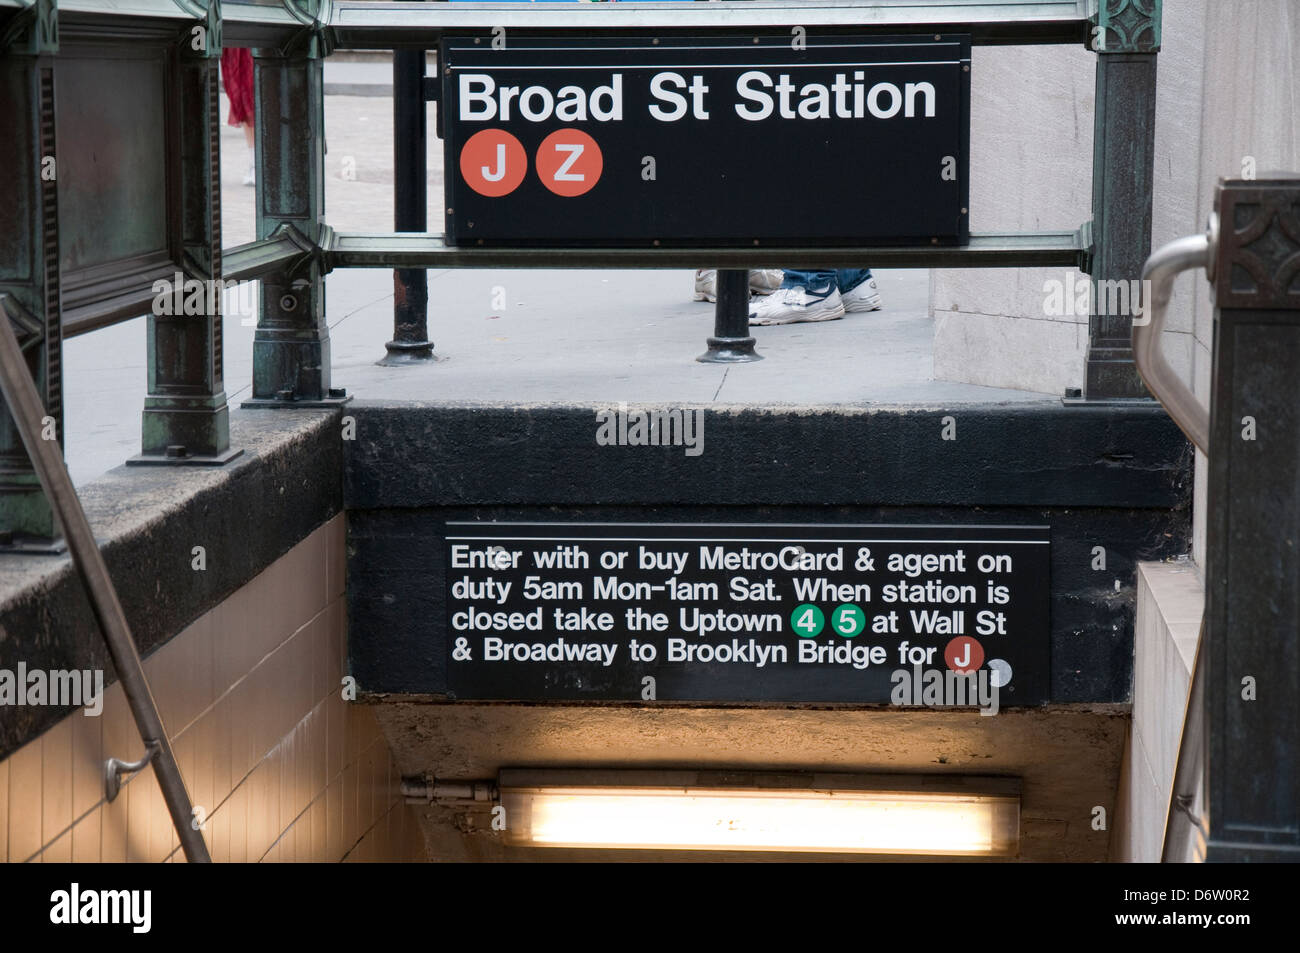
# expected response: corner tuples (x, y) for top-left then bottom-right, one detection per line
(498, 771), (1019, 857)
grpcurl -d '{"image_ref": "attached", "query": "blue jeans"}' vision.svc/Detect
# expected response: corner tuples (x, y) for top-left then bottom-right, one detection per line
(782, 269), (872, 295)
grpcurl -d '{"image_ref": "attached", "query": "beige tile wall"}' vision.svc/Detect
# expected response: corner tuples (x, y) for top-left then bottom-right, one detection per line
(1, 514), (424, 863)
(1114, 560), (1203, 862)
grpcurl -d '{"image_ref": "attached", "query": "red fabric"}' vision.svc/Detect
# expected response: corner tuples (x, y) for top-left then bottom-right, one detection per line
(221, 48), (255, 127)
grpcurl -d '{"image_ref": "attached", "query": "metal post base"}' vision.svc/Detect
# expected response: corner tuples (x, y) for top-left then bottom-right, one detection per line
(0, 532), (67, 555)
(126, 448), (245, 467)
(242, 388), (352, 409)
(1085, 347), (1150, 400)
(1060, 386), (1153, 407)
(698, 335), (763, 363)
(378, 339), (438, 365)
(697, 269), (763, 363)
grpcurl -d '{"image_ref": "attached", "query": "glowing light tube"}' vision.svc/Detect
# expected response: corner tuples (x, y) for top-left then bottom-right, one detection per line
(499, 779), (1020, 856)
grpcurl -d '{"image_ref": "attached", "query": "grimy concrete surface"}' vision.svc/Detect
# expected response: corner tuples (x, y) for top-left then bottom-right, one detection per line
(61, 90), (1052, 487)
(377, 701), (1127, 862)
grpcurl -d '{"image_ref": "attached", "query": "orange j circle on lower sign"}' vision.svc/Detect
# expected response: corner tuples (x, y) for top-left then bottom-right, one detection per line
(945, 636), (985, 674)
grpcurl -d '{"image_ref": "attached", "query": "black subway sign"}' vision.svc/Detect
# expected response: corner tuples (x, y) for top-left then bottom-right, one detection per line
(440, 34), (971, 245)
(444, 522), (1049, 705)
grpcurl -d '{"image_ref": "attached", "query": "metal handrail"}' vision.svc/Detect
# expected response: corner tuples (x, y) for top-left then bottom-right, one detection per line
(0, 294), (211, 863)
(1135, 223), (1214, 454)
(1134, 223), (1216, 862)
(1161, 619), (1207, 862)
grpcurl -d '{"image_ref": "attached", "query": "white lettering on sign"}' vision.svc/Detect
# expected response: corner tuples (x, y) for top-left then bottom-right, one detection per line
(482, 143), (507, 182)
(458, 70), (938, 123)
(553, 143), (586, 181)
(647, 71), (711, 121)
(735, 71), (935, 121)
(445, 522), (1050, 704)
(459, 73), (624, 122)
(484, 637), (619, 666)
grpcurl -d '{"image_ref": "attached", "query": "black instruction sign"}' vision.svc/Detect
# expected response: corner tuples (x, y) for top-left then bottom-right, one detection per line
(445, 522), (1050, 705)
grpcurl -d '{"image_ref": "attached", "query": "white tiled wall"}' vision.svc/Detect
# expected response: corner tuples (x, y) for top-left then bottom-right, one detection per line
(1115, 560), (1203, 862)
(1, 515), (423, 863)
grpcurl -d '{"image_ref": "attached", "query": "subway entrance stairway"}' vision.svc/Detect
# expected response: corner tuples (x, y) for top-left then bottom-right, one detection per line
(2, 0), (1296, 871)
(0, 259), (1192, 862)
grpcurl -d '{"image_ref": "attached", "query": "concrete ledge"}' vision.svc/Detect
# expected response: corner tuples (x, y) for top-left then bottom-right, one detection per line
(0, 407), (345, 760)
(1114, 558), (1203, 861)
(344, 401), (1193, 509)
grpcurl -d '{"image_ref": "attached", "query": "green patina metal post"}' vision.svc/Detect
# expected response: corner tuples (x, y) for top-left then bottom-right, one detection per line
(0, 0), (64, 544)
(247, 1), (346, 407)
(1086, 0), (1161, 399)
(134, 0), (240, 465)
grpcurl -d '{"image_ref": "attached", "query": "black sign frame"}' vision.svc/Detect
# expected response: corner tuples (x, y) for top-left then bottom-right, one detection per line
(439, 32), (972, 247)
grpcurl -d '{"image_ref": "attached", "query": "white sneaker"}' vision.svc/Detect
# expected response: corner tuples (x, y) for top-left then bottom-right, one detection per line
(842, 277), (882, 312)
(694, 269), (789, 302)
(749, 285), (845, 325)
(748, 269), (784, 295)
(243, 163), (255, 187)
(693, 269), (716, 301)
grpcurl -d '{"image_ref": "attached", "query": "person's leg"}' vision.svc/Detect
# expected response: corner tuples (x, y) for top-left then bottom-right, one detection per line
(222, 48), (257, 186)
(781, 269), (837, 293)
(749, 268), (845, 325)
(838, 268), (883, 313)
(836, 269), (871, 293)
(241, 122), (256, 185)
